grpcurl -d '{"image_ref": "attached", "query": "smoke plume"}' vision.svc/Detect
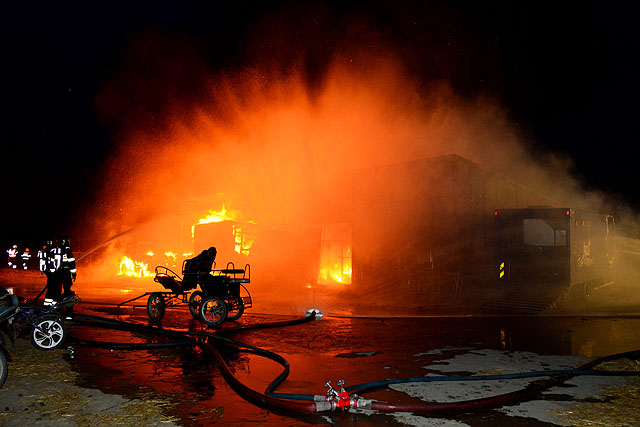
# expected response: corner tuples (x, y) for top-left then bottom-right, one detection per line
(76, 16), (639, 314)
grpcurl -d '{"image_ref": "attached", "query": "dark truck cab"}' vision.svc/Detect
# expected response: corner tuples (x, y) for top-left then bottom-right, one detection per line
(494, 207), (615, 304)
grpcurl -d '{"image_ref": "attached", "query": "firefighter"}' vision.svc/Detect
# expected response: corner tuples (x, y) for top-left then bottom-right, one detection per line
(59, 236), (76, 298)
(7, 245), (18, 269)
(21, 248), (31, 270)
(43, 239), (62, 307)
(37, 245), (47, 274)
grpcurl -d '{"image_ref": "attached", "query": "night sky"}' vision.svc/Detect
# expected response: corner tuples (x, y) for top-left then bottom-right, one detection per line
(2, 1), (638, 249)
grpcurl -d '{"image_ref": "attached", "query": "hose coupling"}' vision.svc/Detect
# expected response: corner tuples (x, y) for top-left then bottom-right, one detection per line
(349, 397), (373, 410)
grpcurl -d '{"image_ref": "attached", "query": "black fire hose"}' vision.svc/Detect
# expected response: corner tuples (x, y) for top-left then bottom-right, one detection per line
(64, 312), (640, 415)
(205, 333), (640, 414)
(67, 337), (196, 350)
(66, 313), (198, 350)
(196, 312), (343, 412)
(198, 317), (640, 414)
(203, 338), (331, 412)
(359, 351), (640, 414)
(213, 313), (318, 335)
(66, 312), (316, 350)
(70, 313), (193, 341)
(65, 311), (332, 411)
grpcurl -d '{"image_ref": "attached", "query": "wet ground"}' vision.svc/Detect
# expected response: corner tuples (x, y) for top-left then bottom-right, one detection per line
(2, 269), (640, 426)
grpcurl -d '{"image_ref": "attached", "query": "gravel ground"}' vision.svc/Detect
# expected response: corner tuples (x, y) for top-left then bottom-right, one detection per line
(0, 337), (178, 427)
(2, 269), (640, 426)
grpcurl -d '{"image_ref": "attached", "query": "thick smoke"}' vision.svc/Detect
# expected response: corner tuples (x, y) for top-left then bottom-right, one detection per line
(94, 51), (577, 231)
(78, 21), (638, 313)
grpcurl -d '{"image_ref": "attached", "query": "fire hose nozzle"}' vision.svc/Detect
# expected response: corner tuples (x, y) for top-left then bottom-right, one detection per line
(305, 308), (323, 319)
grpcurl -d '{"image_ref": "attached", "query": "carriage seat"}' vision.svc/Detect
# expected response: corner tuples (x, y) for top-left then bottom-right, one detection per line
(154, 266), (197, 293)
(182, 271), (222, 289)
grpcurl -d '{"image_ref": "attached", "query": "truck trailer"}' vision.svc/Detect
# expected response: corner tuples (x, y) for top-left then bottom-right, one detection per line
(492, 207), (615, 311)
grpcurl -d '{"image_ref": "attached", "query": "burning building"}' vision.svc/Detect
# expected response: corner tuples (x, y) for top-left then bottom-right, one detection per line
(85, 42), (622, 314)
(109, 153), (615, 314)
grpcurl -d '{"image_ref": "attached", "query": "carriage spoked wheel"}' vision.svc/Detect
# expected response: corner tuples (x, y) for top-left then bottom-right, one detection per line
(189, 291), (204, 319)
(225, 295), (245, 321)
(199, 296), (227, 327)
(147, 293), (166, 322)
(31, 314), (66, 351)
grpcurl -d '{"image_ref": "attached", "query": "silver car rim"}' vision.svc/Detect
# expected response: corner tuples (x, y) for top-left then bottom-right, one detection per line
(33, 320), (64, 349)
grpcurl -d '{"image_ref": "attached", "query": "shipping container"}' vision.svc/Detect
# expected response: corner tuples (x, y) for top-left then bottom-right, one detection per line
(494, 207), (615, 307)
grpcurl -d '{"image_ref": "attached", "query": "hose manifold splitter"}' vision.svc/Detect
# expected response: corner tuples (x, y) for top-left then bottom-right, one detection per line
(315, 379), (372, 411)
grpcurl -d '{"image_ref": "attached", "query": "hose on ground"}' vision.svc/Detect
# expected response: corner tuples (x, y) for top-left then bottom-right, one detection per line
(66, 312), (640, 414)
(67, 311), (332, 411)
(67, 313), (197, 349)
(201, 321), (640, 413)
(67, 337), (195, 350)
(70, 313), (193, 341)
(344, 368), (640, 396)
(66, 311), (315, 350)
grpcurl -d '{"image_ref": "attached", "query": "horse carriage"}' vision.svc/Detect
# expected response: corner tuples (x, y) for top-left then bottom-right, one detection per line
(117, 259), (252, 327)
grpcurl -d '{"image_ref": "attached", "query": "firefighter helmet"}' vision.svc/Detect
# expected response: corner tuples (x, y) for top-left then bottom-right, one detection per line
(61, 236), (70, 247)
(12, 244), (17, 249)
(46, 239), (54, 247)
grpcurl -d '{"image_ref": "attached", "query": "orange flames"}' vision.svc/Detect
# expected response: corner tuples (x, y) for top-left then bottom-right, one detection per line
(317, 224), (352, 285)
(118, 256), (154, 278)
(114, 204), (260, 278)
(318, 262), (352, 284)
(232, 224), (256, 256)
(113, 203), (352, 285)
(192, 205), (238, 234)
(191, 204), (256, 256)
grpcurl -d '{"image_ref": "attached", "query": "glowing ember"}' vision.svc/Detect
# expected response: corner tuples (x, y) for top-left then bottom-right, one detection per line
(118, 256), (154, 278)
